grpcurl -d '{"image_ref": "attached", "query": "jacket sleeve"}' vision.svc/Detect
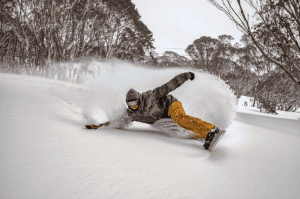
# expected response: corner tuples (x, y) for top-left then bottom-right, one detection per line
(104, 110), (133, 129)
(153, 72), (192, 99)
(114, 110), (133, 129)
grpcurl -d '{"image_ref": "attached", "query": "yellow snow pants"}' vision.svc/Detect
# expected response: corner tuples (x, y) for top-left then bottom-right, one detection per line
(168, 101), (215, 140)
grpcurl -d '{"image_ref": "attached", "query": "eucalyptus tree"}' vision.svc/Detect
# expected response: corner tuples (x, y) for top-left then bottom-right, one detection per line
(154, 51), (192, 69)
(207, 0), (300, 87)
(186, 36), (234, 76)
(185, 35), (254, 97)
(0, 0), (155, 66)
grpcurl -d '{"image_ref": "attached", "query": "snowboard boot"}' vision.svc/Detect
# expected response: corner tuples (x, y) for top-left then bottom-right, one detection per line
(203, 127), (225, 151)
(85, 124), (100, 129)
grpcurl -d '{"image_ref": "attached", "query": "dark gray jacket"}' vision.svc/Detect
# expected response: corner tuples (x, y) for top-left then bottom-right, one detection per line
(126, 72), (193, 124)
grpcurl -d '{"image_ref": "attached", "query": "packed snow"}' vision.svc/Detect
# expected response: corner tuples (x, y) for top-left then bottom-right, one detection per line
(1, 60), (300, 199)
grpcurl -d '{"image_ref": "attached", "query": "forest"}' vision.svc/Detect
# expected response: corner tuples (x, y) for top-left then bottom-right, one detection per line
(1, 0), (300, 112)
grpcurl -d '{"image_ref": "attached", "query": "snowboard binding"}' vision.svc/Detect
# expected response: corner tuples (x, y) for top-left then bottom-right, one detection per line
(203, 127), (225, 151)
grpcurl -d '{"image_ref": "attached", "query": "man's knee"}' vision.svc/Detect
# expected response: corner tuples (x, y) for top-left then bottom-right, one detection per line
(168, 101), (185, 116)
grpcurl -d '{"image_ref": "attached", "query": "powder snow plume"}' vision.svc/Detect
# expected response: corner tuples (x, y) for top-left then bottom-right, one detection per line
(1, 58), (237, 130)
(78, 59), (237, 130)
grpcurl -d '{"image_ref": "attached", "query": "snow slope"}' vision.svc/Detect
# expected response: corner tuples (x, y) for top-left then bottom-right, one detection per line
(1, 69), (300, 199)
(235, 105), (300, 120)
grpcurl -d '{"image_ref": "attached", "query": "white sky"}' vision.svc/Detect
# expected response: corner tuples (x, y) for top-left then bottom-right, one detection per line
(132, 0), (255, 58)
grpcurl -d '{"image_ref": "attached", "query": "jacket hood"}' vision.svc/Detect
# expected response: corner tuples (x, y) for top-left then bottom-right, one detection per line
(126, 88), (140, 102)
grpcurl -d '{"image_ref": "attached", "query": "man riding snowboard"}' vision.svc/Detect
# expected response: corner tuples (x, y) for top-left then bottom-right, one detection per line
(86, 72), (224, 150)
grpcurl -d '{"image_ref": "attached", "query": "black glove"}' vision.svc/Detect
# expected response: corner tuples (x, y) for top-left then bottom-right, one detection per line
(85, 121), (110, 129)
(189, 72), (195, 80)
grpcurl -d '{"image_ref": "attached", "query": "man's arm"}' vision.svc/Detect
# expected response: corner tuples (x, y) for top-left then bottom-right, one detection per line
(106, 110), (134, 129)
(85, 111), (133, 129)
(100, 121), (110, 126)
(153, 72), (195, 99)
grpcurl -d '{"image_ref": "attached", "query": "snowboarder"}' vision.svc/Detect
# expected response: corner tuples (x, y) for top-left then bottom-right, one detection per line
(86, 72), (225, 150)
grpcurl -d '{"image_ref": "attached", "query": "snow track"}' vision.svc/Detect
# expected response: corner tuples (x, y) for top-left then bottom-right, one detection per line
(1, 73), (300, 199)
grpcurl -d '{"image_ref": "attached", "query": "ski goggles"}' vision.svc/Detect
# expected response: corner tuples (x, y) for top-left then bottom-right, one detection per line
(127, 100), (138, 107)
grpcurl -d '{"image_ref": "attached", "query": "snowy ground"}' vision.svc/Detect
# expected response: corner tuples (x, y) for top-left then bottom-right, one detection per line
(1, 71), (300, 199)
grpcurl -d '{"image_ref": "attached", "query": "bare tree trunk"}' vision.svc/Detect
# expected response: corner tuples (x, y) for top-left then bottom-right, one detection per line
(20, 42), (23, 65)
(70, 13), (76, 60)
(253, 81), (258, 107)
(287, 100), (299, 112)
(266, 83), (270, 102)
(79, 21), (86, 58)
(35, 44), (39, 66)
(253, 73), (260, 107)
(13, 36), (17, 61)
(53, 31), (62, 62)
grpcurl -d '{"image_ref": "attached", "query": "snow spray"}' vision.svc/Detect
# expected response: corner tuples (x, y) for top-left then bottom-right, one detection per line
(77, 59), (237, 130)
(5, 58), (237, 130)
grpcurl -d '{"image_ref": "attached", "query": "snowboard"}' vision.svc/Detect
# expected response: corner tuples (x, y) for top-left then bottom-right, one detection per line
(207, 130), (226, 152)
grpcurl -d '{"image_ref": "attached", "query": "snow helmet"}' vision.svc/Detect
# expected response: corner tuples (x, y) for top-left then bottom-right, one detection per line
(126, 88), (140, 110)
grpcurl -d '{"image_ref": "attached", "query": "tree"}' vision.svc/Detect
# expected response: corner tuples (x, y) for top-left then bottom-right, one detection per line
(155, 51), (192, 68)
(185, 35), (235, 76)
(207, 0), (300, 87)
(0, 0), (155, 66)
(256, 71), (300, 112)
(97, 0), (155, 61)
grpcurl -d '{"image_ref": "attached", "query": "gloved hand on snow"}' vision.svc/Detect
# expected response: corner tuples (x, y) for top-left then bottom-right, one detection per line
(188, 72), (195, 81)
